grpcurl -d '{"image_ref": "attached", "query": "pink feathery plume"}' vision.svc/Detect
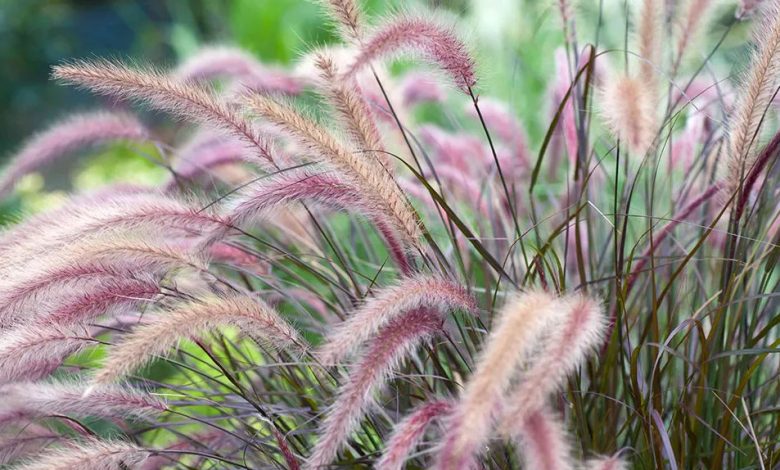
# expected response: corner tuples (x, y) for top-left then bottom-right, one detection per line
(733, 128), (780, 222)
(175, 46), (302, 95)
(675, 78), (732, 111)
(669, 112), (706, 170)
(0, 191), (198, 246)
(0, 323), (95, 384)
(12, 439), (150, 470)
(418, 124), (485, 173)
(465, 98), (530, 171)
(176, 46), (261, 81)
(0, 111), (150, 197)
(170, 131), (250, 184)
(599, 74), (655, 155)
(236, 69), (304, 96)
(229, 168), (411, 272)
(0, 381), (166, 426)
(90, 293), (304, 386)
(2, 242), (200, 331)
(207, 242), (268, 274)
(0, 184), (147, 250)
(244, 93), (422, 250)
(344, 13), (476, 93)
(30, 275), (162, 327)
(227, 170), (368, 227)
(377, 399), (453, 470)
(399, 72), (446, 106)
(78, 238), (209, 274)
(726, 0), (780, 196)
(52, 59), (277, 166)
(0, 192), (229, 268)
(317, 275), (476, 366)
(1, 231), (208, 324)
(513, 407), (574, 470)
(429, 163), (493, 215)
(585, 455), (629, 470)
(434, 290), (559, 470)
(305, 307), (443, 469)
(0, 424), (60, 465)
(500, 293), (605, 428)
(0, 262), (166, 324)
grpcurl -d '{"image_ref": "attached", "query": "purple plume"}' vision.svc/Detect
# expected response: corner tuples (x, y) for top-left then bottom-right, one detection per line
(0, 112), (150, 197)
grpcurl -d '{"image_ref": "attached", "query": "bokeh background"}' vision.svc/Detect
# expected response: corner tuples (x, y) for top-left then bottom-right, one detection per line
(0, 0), (749, 214)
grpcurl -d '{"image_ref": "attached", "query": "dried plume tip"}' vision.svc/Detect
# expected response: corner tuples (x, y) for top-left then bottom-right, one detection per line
(0, 111), (150, 197)
(343, 12), (477, 93)
(51, 59), (276, 165)
(91, 293), (304, 386)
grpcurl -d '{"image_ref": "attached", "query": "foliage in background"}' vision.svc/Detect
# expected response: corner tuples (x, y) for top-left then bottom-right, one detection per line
(0, 0), (779, 469)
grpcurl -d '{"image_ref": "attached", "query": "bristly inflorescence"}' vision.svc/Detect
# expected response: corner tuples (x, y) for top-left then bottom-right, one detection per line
(1, 0), (778, 468)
